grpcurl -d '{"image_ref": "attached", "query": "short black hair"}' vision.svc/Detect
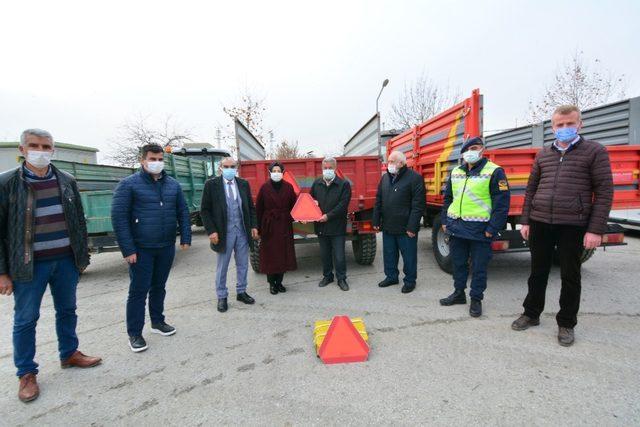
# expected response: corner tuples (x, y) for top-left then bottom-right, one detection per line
(140, 144), (164, 159)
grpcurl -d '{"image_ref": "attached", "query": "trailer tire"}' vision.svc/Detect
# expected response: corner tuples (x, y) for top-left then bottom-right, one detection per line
(432, 215), (453, 274)
(194, 214), (203, 227)
(552, 248), (596, 266)
(250, 239), (261, 273)
(352, 234), (376, 265)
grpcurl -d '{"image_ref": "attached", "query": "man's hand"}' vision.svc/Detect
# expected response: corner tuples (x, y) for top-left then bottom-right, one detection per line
(317, 214), (328, 223)
(520, 225), (530, 240)
(441, 225), (446, 232)
(373, 226), (380, 231)
(583, 232), (602, 250)
(125, 254), (137, 264)
(180, 244), (190, 250)
(0, 274), (13, 296)
(406, 231), (416, 238)
(209, 232), (219, 245)
(251, 228), (259, 240)
(485, 231), (493, 238)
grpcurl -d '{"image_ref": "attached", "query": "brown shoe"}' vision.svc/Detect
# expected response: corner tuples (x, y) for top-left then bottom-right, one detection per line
(60, 351), (102, 369)
(18, 373), (39, 403)
(558, 327), (575, 347)
(511, 315), (540, 331)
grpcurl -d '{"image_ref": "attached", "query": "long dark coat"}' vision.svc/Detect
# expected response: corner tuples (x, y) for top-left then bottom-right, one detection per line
(256, 180), (297, 274)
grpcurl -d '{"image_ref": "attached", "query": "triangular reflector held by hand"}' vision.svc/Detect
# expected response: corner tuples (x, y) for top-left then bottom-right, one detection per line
(318, 316), (370, 364)
(290, 193), (323, 222)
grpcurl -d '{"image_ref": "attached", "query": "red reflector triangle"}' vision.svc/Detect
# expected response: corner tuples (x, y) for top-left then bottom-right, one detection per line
(318, 316), (370, 364)
(290, 193), (323, 222)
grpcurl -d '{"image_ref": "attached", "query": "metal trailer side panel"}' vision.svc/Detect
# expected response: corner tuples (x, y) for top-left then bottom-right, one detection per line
(235, 119), (266, 162)
(343, 114), (382, 158)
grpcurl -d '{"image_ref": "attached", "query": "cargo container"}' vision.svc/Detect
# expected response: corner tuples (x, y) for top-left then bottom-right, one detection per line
(384, 89), (638, 273)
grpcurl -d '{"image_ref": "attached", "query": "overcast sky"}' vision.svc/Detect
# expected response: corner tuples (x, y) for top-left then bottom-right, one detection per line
(1, 0), (638, 161)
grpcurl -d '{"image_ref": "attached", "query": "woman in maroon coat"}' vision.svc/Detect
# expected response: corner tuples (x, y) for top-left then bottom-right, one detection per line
(256, 162), (298, 294)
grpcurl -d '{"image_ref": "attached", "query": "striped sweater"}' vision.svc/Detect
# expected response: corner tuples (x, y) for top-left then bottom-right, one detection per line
(23, 165), (72, 260)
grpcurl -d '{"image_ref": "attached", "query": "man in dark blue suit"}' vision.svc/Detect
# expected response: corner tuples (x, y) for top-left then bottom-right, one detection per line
(112, 144), (191, 353)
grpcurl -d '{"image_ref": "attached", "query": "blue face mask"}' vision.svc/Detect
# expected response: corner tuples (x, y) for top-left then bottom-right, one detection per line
(554, 127), (578, 142)
(222, 168), (237, 180)
(323, 169), (335, 181)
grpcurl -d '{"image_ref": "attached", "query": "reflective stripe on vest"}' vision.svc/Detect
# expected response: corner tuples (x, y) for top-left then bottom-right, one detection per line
(447, 161), (499, 222)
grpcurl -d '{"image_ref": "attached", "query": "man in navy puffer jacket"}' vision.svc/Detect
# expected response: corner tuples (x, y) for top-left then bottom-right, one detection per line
(111, 144), (191, 353)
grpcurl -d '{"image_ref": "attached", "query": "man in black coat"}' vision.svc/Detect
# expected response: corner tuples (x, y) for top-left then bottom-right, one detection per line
(200, 157), (258, 313)
(373, 150), (426, 293)
(310, 157), (352, 291)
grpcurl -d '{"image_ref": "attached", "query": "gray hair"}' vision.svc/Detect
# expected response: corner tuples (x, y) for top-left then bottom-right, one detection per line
(220, 156), (238, 166)
(20, 129), (54, 146)
(388, 150), (406, 164)
(322, 157), (337, 168)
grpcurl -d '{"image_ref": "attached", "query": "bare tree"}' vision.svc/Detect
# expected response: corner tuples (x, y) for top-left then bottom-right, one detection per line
(271, 139), (312, 159)
(528, 51), (627, 122)
(219, 88), (271, 156)
(389, 72), (461, 130)
(108, 115), (193, 167)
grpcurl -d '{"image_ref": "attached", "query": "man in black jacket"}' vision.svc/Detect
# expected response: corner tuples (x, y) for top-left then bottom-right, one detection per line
(310, 157), (352, 291)
(373, 150), (426, 293)
(0, 129), (101, 403)
(200, 157), (259, 312)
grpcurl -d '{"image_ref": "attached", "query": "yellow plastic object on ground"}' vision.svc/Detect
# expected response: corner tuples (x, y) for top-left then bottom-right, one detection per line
(313, 317), (368, 355)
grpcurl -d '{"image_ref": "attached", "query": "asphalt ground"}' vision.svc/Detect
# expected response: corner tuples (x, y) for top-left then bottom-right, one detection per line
(1, 228), (639, 426)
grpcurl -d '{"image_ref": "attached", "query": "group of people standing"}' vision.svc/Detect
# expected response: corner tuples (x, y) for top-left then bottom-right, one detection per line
(0, 103), (614, 402)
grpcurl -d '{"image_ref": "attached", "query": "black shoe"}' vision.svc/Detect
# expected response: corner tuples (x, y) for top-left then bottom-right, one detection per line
(318, 277), (334, 287)
(237, 292), (255, 304)
(217, 298), (228, 313)
(151, 321), (176, 336)
(440, 290), (467, 306)
(276, 282), (286, 293)
(129, 336), (148, 353)
(337, 279), (349, 291)
(511, 315), (540, 331)
(269, 281), (278, 295)
(378, 278), (399, 288)
(558, 327), (575, 347)
(401, 283), (416, 293)
(469, 299), (482, 317)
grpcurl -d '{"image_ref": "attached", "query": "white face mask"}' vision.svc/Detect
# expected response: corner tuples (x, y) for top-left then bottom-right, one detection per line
(26, 150), (53, 168)
(270, 172), (283, 182)
(387, 164), (398, 174)
(462, 150), (482, 164)
(145, 161), (164, 174)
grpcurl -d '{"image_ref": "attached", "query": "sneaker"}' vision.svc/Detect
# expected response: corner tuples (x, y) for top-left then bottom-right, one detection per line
(129, 336), (148, 353)
(511, 315), (540, 331)
(151, 321), (176, 336)
(558, 327), (575, 347)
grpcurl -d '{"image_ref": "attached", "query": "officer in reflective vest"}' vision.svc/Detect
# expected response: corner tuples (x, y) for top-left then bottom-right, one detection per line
(439, 137), (510, 317)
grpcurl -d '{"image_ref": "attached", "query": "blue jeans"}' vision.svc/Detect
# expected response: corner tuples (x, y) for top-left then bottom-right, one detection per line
(318, 235), (347, 281)
(450, 236), (492, 300)
(382, 232), (418, 285)
(12, 255), (79, 377)
(127, 245), (176, 337)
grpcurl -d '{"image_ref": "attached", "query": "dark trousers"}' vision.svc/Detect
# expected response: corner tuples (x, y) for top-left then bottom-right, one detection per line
(267, 273), (284, 284)
(450, 236), (492, 301)
(12, 255), (79, 377)
(383, 232), (418, 285)
(523, 220), (586, 328)
(318, 235), (347, 281)
(127, 245), (176, 337)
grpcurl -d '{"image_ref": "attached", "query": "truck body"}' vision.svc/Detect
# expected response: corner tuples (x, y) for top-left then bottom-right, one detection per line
(239, 156), (381, 272)
(384, 89), (640, 273)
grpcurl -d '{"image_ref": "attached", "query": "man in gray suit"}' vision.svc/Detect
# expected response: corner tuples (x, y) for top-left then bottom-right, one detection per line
(200, 157), (259, 312)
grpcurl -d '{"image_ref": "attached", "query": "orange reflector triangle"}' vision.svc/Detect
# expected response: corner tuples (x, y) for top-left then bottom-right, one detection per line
(290, 193), (323, 222)
(318, 316), (370, 364)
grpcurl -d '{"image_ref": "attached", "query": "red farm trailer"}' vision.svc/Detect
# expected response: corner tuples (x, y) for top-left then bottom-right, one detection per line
(385, 89), (640, 273)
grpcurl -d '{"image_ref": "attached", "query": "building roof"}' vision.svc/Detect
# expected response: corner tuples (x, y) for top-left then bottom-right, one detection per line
(0, 141), (99, 152)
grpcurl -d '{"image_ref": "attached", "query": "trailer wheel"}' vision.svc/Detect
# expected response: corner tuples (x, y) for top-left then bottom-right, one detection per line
(432, 215), (453, 274)
(250, 239), (261, 273)
(194, 214), (203, 227)
(352, 234), (376, 265)
(552, 248), (596, 266)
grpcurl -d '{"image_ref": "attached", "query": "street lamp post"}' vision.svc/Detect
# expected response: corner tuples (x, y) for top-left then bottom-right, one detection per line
(376, 78), (389, 160)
